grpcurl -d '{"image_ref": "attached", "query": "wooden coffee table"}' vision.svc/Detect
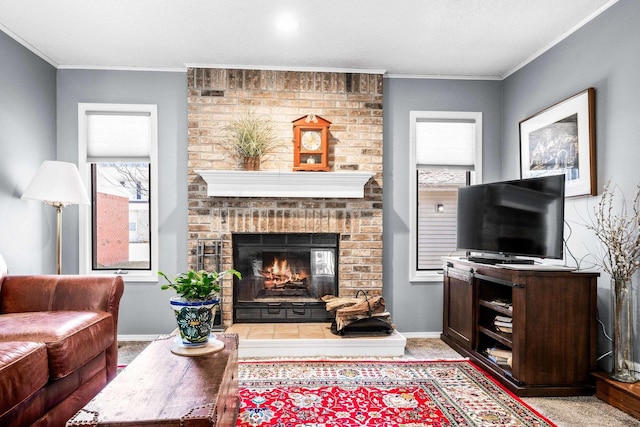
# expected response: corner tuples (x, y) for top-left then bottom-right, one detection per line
(67, 333), (238, 426)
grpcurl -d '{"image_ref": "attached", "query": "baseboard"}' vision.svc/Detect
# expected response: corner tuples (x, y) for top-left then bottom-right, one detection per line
(117, 334), (158, 342)
(398, 331), (442, 339)
(118, 331), (444, 342)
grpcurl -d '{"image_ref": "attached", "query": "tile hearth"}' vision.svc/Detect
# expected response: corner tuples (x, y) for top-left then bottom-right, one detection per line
(225, 323), (406, 358)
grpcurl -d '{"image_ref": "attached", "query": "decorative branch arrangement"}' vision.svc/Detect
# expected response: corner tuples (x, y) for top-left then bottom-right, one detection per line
(585, 180), (640, 282)
(586, 180), (640, 383)
(223, 110), (278, 170)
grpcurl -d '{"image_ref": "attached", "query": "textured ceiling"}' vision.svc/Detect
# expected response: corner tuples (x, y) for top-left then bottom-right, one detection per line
(0, 0), (617, 78)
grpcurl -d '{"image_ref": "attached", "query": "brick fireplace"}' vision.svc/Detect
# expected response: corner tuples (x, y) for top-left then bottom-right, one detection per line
(187, 68), (384, 327)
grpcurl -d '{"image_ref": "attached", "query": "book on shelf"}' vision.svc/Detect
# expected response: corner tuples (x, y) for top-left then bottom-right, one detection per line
(486, 346), (513, 367)
(487, 347), (512, 359)
(493, 314), (512, 332)
(491, 298), (512, 310)
(494, 320), (512, 328)
(487, 354), (513, 367)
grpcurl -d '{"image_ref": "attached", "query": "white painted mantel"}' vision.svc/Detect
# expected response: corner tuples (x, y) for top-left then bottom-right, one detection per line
(195, 170), (375, 198)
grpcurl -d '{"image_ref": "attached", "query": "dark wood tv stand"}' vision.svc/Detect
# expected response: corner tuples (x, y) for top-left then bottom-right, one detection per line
(441, 257), (599, 397)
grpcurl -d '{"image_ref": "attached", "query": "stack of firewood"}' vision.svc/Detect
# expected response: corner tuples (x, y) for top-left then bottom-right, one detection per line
(322, 294), (393, 332)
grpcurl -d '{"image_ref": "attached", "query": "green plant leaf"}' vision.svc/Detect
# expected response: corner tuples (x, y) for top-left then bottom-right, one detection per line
(159, 269), (242, 300)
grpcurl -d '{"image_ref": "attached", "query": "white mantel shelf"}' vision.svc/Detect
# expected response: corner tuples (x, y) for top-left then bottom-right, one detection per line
(195, 170), (375, 198)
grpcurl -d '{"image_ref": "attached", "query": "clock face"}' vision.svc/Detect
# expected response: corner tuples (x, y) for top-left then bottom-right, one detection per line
(301, 130), (322, 151)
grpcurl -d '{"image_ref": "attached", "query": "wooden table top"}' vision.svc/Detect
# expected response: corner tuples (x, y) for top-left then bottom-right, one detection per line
(67, 333), (238, 426)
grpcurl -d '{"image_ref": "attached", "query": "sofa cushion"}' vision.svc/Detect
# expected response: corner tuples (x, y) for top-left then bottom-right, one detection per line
(0, 311), (114, 379)
(0, 341), (49, 418)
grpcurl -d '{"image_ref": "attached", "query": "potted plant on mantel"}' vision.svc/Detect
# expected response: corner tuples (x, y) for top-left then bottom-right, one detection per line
(159, 269), (241, 347)
(223, 110), (279, 171)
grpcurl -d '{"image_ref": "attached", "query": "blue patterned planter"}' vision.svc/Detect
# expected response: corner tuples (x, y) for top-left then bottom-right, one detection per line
(170, 296), (219, 346)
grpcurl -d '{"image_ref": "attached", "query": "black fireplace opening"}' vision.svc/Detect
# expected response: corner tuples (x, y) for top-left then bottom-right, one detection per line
(232, 233), (339, 323)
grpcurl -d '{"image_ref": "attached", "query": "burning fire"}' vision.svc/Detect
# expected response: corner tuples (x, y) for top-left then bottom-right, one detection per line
(262, 257), (308, 289)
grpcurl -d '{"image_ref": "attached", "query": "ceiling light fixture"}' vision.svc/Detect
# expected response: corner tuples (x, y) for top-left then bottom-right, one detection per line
(276, 13), (300, 32)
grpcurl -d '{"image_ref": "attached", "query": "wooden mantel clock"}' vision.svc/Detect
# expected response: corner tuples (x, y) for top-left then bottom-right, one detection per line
(292, 114), (331, 172)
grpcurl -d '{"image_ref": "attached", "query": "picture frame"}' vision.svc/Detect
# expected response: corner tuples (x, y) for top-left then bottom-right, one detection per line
(519, 88), (596, 197)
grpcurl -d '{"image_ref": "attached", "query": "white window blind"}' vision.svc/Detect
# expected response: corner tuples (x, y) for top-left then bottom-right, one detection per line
(86, 113), (151, 160)
(415, 120), (476, 169)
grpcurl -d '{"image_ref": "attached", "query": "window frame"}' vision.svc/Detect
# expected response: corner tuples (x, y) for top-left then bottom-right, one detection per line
(409, 111), (483, 282)
(78, 103), (159, 282)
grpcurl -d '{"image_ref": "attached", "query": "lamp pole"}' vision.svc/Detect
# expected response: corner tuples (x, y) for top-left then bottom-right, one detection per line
(54, 203), (63, 275)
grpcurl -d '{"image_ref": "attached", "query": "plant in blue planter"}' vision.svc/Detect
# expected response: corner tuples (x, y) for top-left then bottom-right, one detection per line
(159, 269), (241, 346)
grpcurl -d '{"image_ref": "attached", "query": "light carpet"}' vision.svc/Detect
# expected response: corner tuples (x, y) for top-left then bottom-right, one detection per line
(237, 359), (555, 427)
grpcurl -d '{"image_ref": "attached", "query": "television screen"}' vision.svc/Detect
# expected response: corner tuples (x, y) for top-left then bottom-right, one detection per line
(456, 174), (565, 262)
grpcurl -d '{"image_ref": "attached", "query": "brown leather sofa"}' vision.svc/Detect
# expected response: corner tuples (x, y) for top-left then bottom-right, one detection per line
(0, 275), (124, 427)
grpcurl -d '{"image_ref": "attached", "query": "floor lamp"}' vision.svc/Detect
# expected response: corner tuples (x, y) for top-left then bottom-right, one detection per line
(22, 161), (90, 274)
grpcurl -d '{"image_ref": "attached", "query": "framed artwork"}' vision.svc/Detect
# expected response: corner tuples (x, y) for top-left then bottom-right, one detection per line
(519, 88), (596, 197)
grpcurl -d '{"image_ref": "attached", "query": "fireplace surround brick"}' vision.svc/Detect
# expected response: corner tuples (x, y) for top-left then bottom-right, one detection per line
(187, 68), (383, 326)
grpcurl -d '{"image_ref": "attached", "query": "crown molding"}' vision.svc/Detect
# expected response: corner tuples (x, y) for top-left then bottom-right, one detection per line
(186, 63), (387, 75)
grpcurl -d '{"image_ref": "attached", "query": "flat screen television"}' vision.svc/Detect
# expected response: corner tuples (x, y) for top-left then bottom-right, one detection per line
(456, 174), (565, 263)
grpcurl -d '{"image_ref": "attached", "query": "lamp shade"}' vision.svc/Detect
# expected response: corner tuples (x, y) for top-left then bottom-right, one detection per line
(22, 161), (90, 206)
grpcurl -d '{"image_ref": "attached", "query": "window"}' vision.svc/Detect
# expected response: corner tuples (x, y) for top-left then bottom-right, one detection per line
(78, 104), (158, 281)
(409, 111), (482, 282)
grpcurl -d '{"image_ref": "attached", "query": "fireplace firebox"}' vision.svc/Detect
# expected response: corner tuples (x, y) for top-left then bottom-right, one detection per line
(232, 233), (338, 323)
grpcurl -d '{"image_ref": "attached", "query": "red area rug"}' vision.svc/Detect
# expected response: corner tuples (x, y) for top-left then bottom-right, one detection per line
(237, 359), (555, 427)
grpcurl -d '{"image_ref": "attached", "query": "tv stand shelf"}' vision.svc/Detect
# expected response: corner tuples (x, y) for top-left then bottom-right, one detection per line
(478, 299), (512, 316)
(478, 325), (512, 347)
(441, 257), (599, 397)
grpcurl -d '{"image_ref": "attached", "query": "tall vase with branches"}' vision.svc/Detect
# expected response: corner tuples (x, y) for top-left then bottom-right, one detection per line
(586, 180), (640, 383)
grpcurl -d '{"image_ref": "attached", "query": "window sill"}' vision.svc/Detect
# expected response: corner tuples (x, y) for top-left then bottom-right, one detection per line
(410, 270), (444, 283)
(85, 271), (158, 283)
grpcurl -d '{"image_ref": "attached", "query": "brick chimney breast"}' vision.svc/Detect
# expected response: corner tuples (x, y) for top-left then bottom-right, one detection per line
(187, 68), (383, 327)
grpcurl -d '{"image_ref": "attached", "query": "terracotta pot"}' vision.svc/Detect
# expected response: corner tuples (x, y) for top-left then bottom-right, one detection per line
(243, 156), (260, 171)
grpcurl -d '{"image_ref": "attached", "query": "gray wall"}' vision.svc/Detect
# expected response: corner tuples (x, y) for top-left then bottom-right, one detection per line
(502, 0), (640, 369)
(0, 31), (57, 273)
(382, 78), (503, 333)
(2, 0), (638, 352)
(56, 70), (189, 335)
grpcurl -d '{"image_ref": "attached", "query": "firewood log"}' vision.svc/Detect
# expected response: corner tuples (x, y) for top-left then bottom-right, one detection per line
(337, 310), (390, 322)
(335, 296), (385, 317)
(324, 296), (365, 312)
